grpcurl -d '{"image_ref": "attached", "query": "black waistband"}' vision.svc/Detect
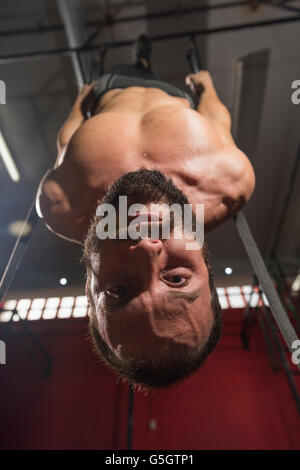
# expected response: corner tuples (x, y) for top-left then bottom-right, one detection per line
(82, 73), (198, 118)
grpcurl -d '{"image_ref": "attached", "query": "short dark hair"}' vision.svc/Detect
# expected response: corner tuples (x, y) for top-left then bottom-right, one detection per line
(82, 214), (222, 389)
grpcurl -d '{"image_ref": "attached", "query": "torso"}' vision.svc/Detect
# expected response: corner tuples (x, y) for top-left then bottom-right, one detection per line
(42, 86), (239, 243)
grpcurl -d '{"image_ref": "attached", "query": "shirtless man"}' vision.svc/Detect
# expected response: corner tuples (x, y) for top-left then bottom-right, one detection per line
(36, 45), (255, 389)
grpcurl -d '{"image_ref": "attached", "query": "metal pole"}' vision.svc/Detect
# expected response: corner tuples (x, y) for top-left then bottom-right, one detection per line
(1, 14), (300, 65)
(127, 385), (134, 450)
(0, 200), (39, 303)
(230, 48), (300, 365)
(234, 212), (299, 363)
(186, 38), (300, 367)
(268, 2), (300, 14)
(262, 304), (300, 415)
(57, 0), (88, 88)
(0, 1), (272, 39)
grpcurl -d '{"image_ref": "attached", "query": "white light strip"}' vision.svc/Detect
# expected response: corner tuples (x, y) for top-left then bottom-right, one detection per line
(227, 293), (245, 308)
(291, 271), (300, 292)
(58, 307), (72, 319)
(0, 287), (272, 323)
(3, 299), (17, 310)
(43, 308), (57, 320)
(27, 308), (42, 321)
(73, 306), (87, 318)
(0, 131), (20, 182)
(0, 311), (13, 322)
(61, 296), (75, 307)
(218, 294), (229, 309)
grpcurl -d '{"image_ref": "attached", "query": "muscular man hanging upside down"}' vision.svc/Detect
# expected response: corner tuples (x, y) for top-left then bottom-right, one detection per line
(36, 45), (255, 389)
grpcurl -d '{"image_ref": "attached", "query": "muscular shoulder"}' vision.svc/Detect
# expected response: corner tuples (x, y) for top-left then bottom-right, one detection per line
(36, 167), (90, 244)
(207, 146), (255, 219)
(219, 147), (255, 201)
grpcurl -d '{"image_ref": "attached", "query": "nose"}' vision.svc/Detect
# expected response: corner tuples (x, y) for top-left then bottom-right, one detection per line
(129, 238), (163, 258)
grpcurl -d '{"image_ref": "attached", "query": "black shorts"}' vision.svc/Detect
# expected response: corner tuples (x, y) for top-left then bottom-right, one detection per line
(81, 63), (198, 118)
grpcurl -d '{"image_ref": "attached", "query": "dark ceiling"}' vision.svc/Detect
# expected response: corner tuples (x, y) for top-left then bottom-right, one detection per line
(0, 0), (299, 295)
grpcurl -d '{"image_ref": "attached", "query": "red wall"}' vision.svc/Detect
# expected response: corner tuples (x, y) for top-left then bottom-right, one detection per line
(0, 309), (299, 450)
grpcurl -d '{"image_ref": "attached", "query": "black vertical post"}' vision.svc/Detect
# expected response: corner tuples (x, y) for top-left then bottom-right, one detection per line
(127, 384), (134, 450)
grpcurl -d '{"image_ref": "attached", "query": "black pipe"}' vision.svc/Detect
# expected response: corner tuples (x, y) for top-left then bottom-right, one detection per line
(268, 3), (300, 14)
(127, 385), (134, 450)
(0, 1), (257, 38)
(262, 305), (300, 415)
(1, 308), (52, 377)
(1, 14), (300, 65)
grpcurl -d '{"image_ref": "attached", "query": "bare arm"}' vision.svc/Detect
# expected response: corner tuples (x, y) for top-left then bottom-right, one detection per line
(186, 71), (235, 147)
(186, 71), (255, 221)
(56, 83), (95, 160)
(36, 84), (95, 244)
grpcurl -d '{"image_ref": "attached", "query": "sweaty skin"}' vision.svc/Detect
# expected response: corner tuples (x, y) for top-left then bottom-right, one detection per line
(36, 71), (255, 245)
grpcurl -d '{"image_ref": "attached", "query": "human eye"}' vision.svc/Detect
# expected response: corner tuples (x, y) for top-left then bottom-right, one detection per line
(160, 269), (191, 287)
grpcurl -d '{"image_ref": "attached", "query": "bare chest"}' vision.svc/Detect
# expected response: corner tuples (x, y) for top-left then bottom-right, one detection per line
(68, 103), (223, 193)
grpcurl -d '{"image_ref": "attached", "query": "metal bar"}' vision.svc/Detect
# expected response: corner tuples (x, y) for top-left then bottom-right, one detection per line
(241, 303), (259, 349)
(0, 200), (39, 303)
(234, 212), (300, 366)
(1, 308), (52, 377)
(231, 60), (243, 142)
(268, 2), (300, 14)
(271, 257), (300, 331)
(254, 282), (281, 372)
(230, 48), (300, 366)
(257, 310), (281, 372)
(240, 280), (258, 348)
(57, 0), (88, 88)
(127, 385), (134, 450)
(262, 304), (300, 415)
(0, 1), (264, 38)
(185, 39), (299, 364)
(186, 35), (203, 73)
(1, 14), (300, 65)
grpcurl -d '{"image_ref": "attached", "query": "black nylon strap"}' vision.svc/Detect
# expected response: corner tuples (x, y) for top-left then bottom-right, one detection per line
(234, 212), (300, 367)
